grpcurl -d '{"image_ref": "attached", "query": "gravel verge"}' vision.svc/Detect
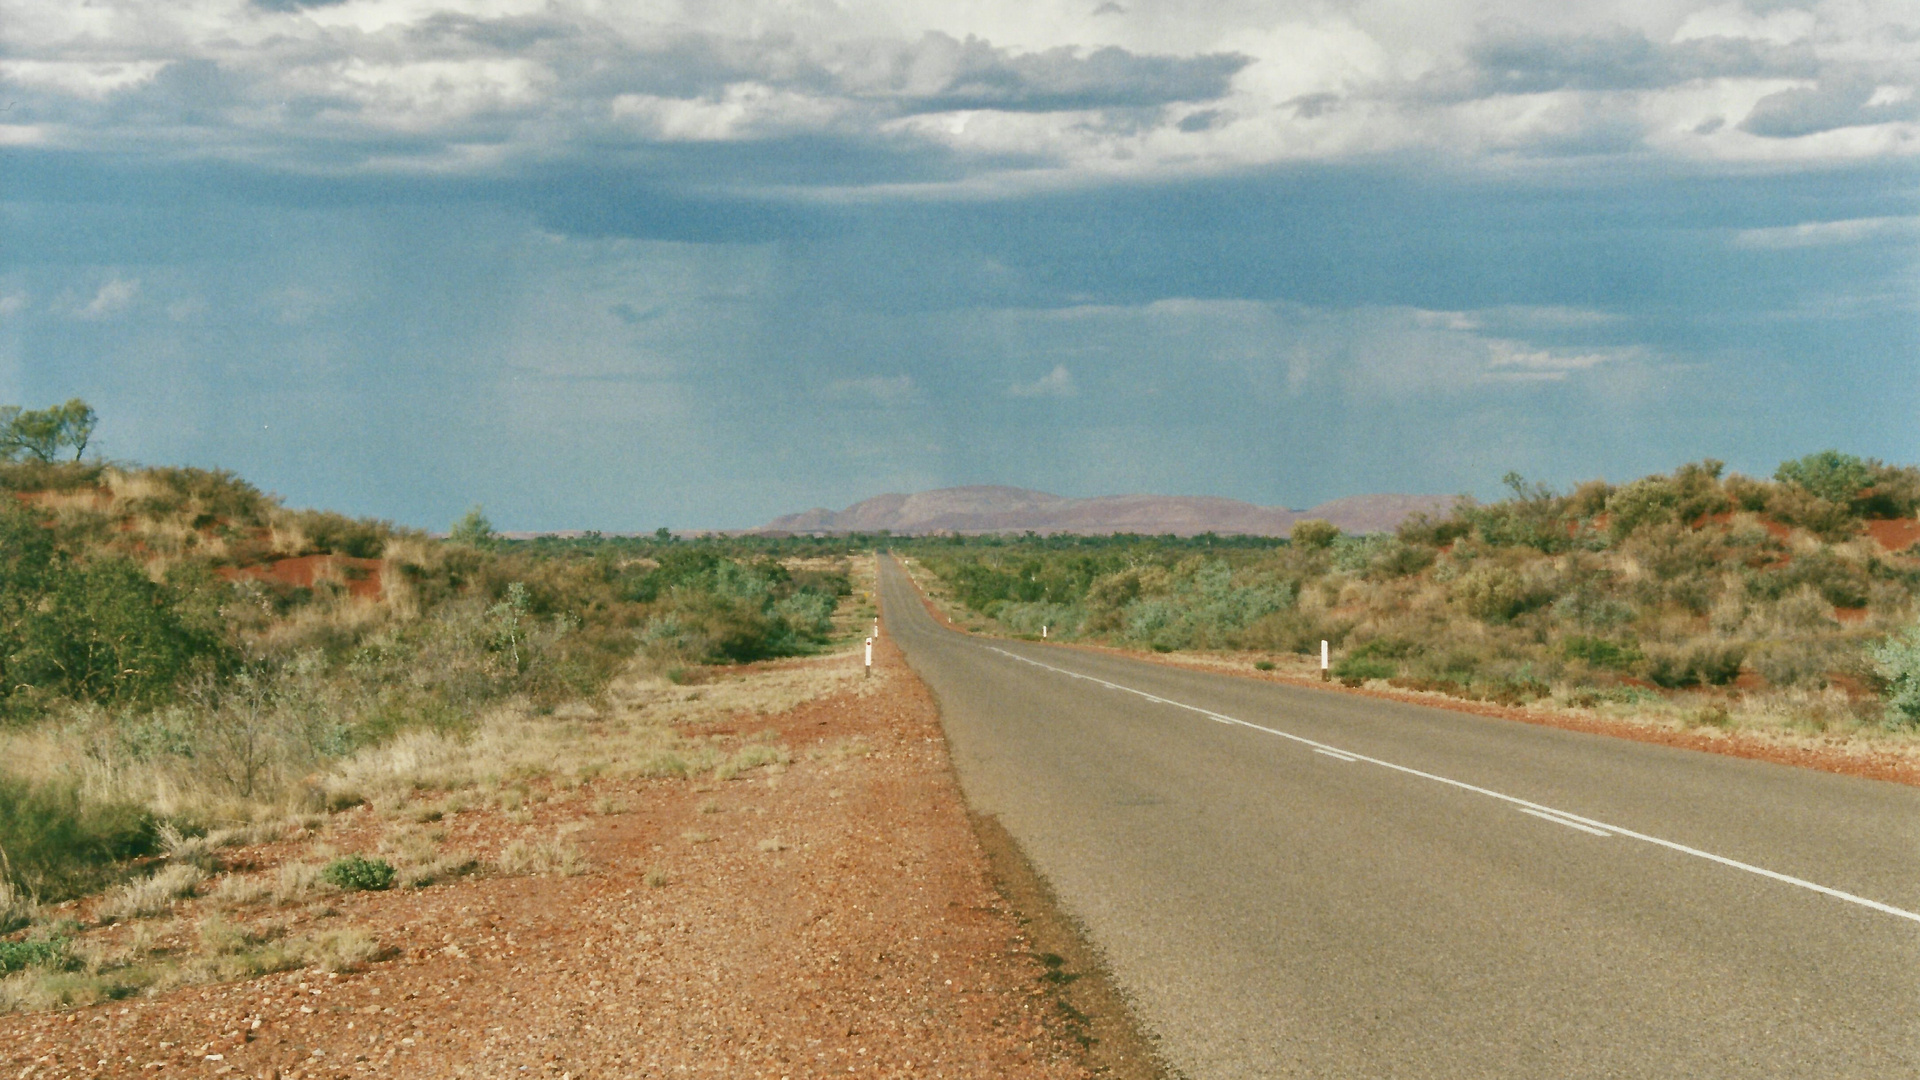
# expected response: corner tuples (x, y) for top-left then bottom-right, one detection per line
(1, 637), (1145, 1079)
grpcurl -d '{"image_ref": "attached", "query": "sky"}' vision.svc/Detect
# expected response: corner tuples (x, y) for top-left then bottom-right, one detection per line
(0, 0), (1915, 531)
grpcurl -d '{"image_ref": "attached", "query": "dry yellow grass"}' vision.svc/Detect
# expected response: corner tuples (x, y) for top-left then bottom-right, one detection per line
(0, 555), (882, 1016)
(96, 864), (204, 923)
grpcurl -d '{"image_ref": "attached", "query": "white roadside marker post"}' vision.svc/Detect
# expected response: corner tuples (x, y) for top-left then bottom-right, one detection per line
(1321, 639), (1330, 682)
(865, 636), (873, 678)
(1042, 624), (1048, 639)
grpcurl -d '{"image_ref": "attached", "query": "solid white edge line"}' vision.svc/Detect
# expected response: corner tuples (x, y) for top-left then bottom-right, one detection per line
(1517, 806), (1612, 837)
(982, 644), (1920, 926)
(1313, 748), (1359, 762)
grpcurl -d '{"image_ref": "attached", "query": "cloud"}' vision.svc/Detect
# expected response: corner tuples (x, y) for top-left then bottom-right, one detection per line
(1731, 215), (1920, 249)
(1008, 364), (1077, 398)
(1483, 340), (1632, 381)
(1442, 26), (1818, 98)
(78, 278), (138, 320)
(854, 33), (1249, 113)
(0, 293), (25, 318)
(0, 0), (1913, 203)
(0, 60), (168, 100)
(1740, 79), (1920, 138)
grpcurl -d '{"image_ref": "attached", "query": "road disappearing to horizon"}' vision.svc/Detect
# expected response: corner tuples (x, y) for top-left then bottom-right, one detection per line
(877, 555), (1920, 1078)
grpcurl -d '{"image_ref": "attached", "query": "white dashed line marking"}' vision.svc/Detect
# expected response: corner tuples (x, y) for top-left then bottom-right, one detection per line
(1516, 807), (1612, 837)
(983, 644), (1920, 926)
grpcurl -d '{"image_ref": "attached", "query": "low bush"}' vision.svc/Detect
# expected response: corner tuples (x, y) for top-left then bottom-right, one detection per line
(0, 937), (69, 974)
(321, 855), (395, 892)
(1561, 635), (1642, 670)
(1869, 625), (1920, 727)
(1645, 642), (1746, 688)
(0, 777), (156, 900)
(1332, 654), (1397, 684)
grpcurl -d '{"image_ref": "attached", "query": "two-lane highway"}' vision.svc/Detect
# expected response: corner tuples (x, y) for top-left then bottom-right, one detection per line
(878, 556), (1920, 1078)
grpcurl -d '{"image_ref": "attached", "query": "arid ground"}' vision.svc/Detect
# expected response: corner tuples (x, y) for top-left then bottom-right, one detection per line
(0, 634), (1159, 1079)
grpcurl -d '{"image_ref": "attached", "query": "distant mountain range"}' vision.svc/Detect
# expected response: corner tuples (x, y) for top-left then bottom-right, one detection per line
(755, 486), (1455, 537)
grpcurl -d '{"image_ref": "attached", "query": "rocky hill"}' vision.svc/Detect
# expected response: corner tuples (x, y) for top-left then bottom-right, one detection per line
(758, 486), (1453, 537)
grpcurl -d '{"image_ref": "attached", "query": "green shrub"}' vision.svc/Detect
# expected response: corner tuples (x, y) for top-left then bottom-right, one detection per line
(1775, 450), (1873, 506)
(1289, 519), (1341, 550)
(0, 936), (71, 974)
(1332, 654), (1396, 684)
(1396, 511), (1472, 548)
(1765, 485), (1858, 541)
(1606, 477), (1681, 539)
(0, 776), (156, 899)
(1868, 625), (1920, 727)
(1561, 635), (1642, 669)
(1350, 637), (1420, 660)
(1368, 543), (1436, 578)
(1644, 642), (1746, 688)
(321, 855), (396, 892)
(1452, 565), (1547, 623)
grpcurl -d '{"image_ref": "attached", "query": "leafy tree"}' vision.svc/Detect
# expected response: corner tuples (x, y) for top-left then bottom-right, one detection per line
(449, 505), (496, 547)
(1289, 519), (1341, 550)
(0, 502), (58, 699)
(17, 557), (221, 704)
(0, 399), (97, 463)
(1775, 450), (1873, 506)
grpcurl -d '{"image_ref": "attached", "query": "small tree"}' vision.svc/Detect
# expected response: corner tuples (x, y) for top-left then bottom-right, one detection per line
(1289, 519), (1341, 550)
(449, 505), (496, 547)
(1775, 450), (1873, 506)
(0, 399), (97, 463)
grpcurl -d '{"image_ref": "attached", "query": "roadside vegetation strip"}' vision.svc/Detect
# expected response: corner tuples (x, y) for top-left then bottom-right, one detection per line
(983, 644), (1920, 927)
(0, 431), (896, 1010)
(0, 618), (1103, 1079)
(903, 453), (1920, 750)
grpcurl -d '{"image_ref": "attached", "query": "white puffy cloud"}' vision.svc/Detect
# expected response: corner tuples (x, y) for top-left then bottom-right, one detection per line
(78, 278), (139, 320)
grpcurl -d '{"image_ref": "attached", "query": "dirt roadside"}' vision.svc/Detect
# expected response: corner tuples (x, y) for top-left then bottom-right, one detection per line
(0, 637), (1167, 1079)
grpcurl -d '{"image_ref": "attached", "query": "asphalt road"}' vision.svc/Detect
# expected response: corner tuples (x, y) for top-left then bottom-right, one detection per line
(876, 555), (1920, 1079)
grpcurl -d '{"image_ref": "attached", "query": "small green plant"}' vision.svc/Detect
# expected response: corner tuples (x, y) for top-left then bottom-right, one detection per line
(1253, 660), (1275, 671)
(1562, 635), (1643, 670)
(1331, 654), (1396, 685)
(321, 855), (395, 892)
(0, 937), (70, 974)
(1869, 624), (1920, 728)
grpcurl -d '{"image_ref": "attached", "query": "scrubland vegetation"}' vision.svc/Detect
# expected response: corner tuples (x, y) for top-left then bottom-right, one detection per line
(910, 452), (1920, 741)
(0, 408), (869, 1010)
